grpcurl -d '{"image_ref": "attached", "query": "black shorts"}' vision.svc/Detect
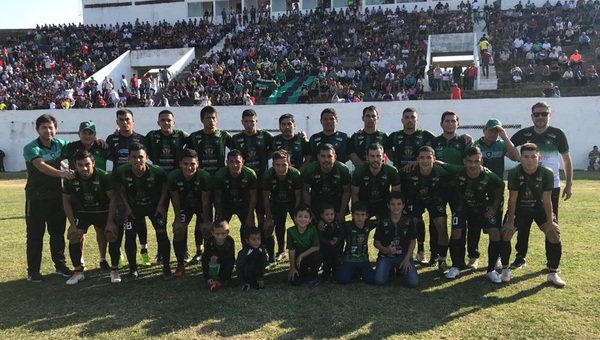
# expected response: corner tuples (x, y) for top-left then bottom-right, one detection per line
(179, 207), (206, 227)
(451, 209), (499, 231)
(407, 201), (446, 219)
(124, 206), (167, 233)
(75, 212), (109, 231)
(514, 207), (557, 230)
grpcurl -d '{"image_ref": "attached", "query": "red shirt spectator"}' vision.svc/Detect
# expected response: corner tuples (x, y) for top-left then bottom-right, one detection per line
(450, 83), (462, 99)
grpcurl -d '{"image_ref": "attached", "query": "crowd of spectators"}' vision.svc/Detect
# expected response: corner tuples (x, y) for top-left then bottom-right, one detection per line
(11, 0), (598, 109)
(161, 4), (475, 106)
(0, 19), (225, 110)
(485, 0), (600, 90)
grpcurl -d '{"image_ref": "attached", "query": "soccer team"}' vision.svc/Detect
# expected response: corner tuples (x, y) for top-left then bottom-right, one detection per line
(22, 102), (572, 290)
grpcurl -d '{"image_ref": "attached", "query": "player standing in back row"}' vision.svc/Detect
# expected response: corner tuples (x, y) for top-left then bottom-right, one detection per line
(509, 102), (572, 270)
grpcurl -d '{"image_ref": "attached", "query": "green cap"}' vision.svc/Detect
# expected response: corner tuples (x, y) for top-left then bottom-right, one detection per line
(485, 119), (502, 130)
(79, 121), (96, 133)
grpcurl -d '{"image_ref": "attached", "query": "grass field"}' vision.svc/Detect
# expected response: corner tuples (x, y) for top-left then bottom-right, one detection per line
(1, 171), (599, 339)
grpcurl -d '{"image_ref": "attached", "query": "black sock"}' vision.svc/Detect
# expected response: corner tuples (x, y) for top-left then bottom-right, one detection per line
(438, 244), (448, 258)
(108, 241), (120, 268)
(125, 231), (137, 272)
(546, 239), (562, 270)
(449, 238), (463, 268)
(264, 237), (275, 262)
(194, 229), (204, 254)
(500, 240), (511, 267)
(488, 240), (501, 272)
(173, 239), (186, 266)
(69, 243), (83, 269)
(156, 231), (171, 271)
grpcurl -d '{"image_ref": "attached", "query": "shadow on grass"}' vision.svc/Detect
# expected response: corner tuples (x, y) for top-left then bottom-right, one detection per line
(0, 216), (24, 221)
(0, 262), (557, 338)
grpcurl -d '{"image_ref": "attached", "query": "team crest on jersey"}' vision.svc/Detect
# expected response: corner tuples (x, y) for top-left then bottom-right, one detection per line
(205, 148), (214, 155)
(162, 148), (172, 155)
(84, 194), (95, 202)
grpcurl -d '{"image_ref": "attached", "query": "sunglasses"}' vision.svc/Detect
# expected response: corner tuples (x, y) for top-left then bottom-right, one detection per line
(533, 111), (550, 117)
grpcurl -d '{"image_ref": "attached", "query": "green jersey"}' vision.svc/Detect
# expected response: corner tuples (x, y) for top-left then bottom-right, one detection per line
(62, 168), (114, 212)
(386, 129), (435, 168)
(474, 137), (507, 179)
(146, 129), (189, 173)
(184, 129), (232, 174)
(507, 164), (554, 209)
(167, 168), (212, 209)
(341, 221), (373, 262)
(374, 216), (417, 257)
(511, 126), (569, 188)
(349, 129), (388, 162)
(23, 137), (69, 200)
(262, 167), (302, 205)
(401, 164), (450, 205)
(351, 163), (401, 216)
(431, 135), (471, 166)
(443, 164), (503, 212)
(286, 225), (320, 255)
(271, 133), (309, 169)
(113, 164), (167, 209)
(231, 130), (273, 177)
(212, 166), (257, 207)
(302, 161), (351, 213)
(64, 141), (111, 171)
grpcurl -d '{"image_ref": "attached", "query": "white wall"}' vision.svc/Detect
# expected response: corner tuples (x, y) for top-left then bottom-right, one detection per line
(2, 97), (597, 172)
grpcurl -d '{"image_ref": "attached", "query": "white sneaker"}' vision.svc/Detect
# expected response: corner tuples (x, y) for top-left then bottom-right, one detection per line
(494, 257), (503, 272)
(445, 267), (460, 279)
(110, 270), (122, 284)
(467, 258), (479, 269)
(501, 268), (511, 283)
(486, 271), (502, 284)
(547, 272), (566, 287)
(66, 271), (85, 285)
(416, 251), (428, 264)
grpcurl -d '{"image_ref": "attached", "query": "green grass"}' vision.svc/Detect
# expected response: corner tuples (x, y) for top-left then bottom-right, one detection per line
(1, 171), (599, 339)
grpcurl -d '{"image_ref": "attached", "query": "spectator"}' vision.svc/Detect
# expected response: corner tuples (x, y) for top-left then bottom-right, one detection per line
(481, 50), (492, 78)
(579, 32), (591, 50)
(450, 83), (462, 99)
(541, 82), (560, 97)
(586, 65), (599, 86)
(568, 50), (583, 68)
(0, 148), (4, 172)
(562, 67), (574, 85)
(524, 64), (536, 82)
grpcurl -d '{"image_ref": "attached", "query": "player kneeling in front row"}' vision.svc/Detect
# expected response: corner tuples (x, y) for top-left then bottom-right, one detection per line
(62, 150), (122, 284)
(438, 147), (505, 283)
(168, 149), (212, 278)
(501, 143), (566, 287)
(113, 142), (172, 282)
(236, 227), (268, 291)
(373, 192), (419, 288)
(202, 220), (235, 292)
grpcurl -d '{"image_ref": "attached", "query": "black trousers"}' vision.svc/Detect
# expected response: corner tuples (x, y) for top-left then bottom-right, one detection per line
(515, 188), (559, 258)
(25, 198), (67, 275)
